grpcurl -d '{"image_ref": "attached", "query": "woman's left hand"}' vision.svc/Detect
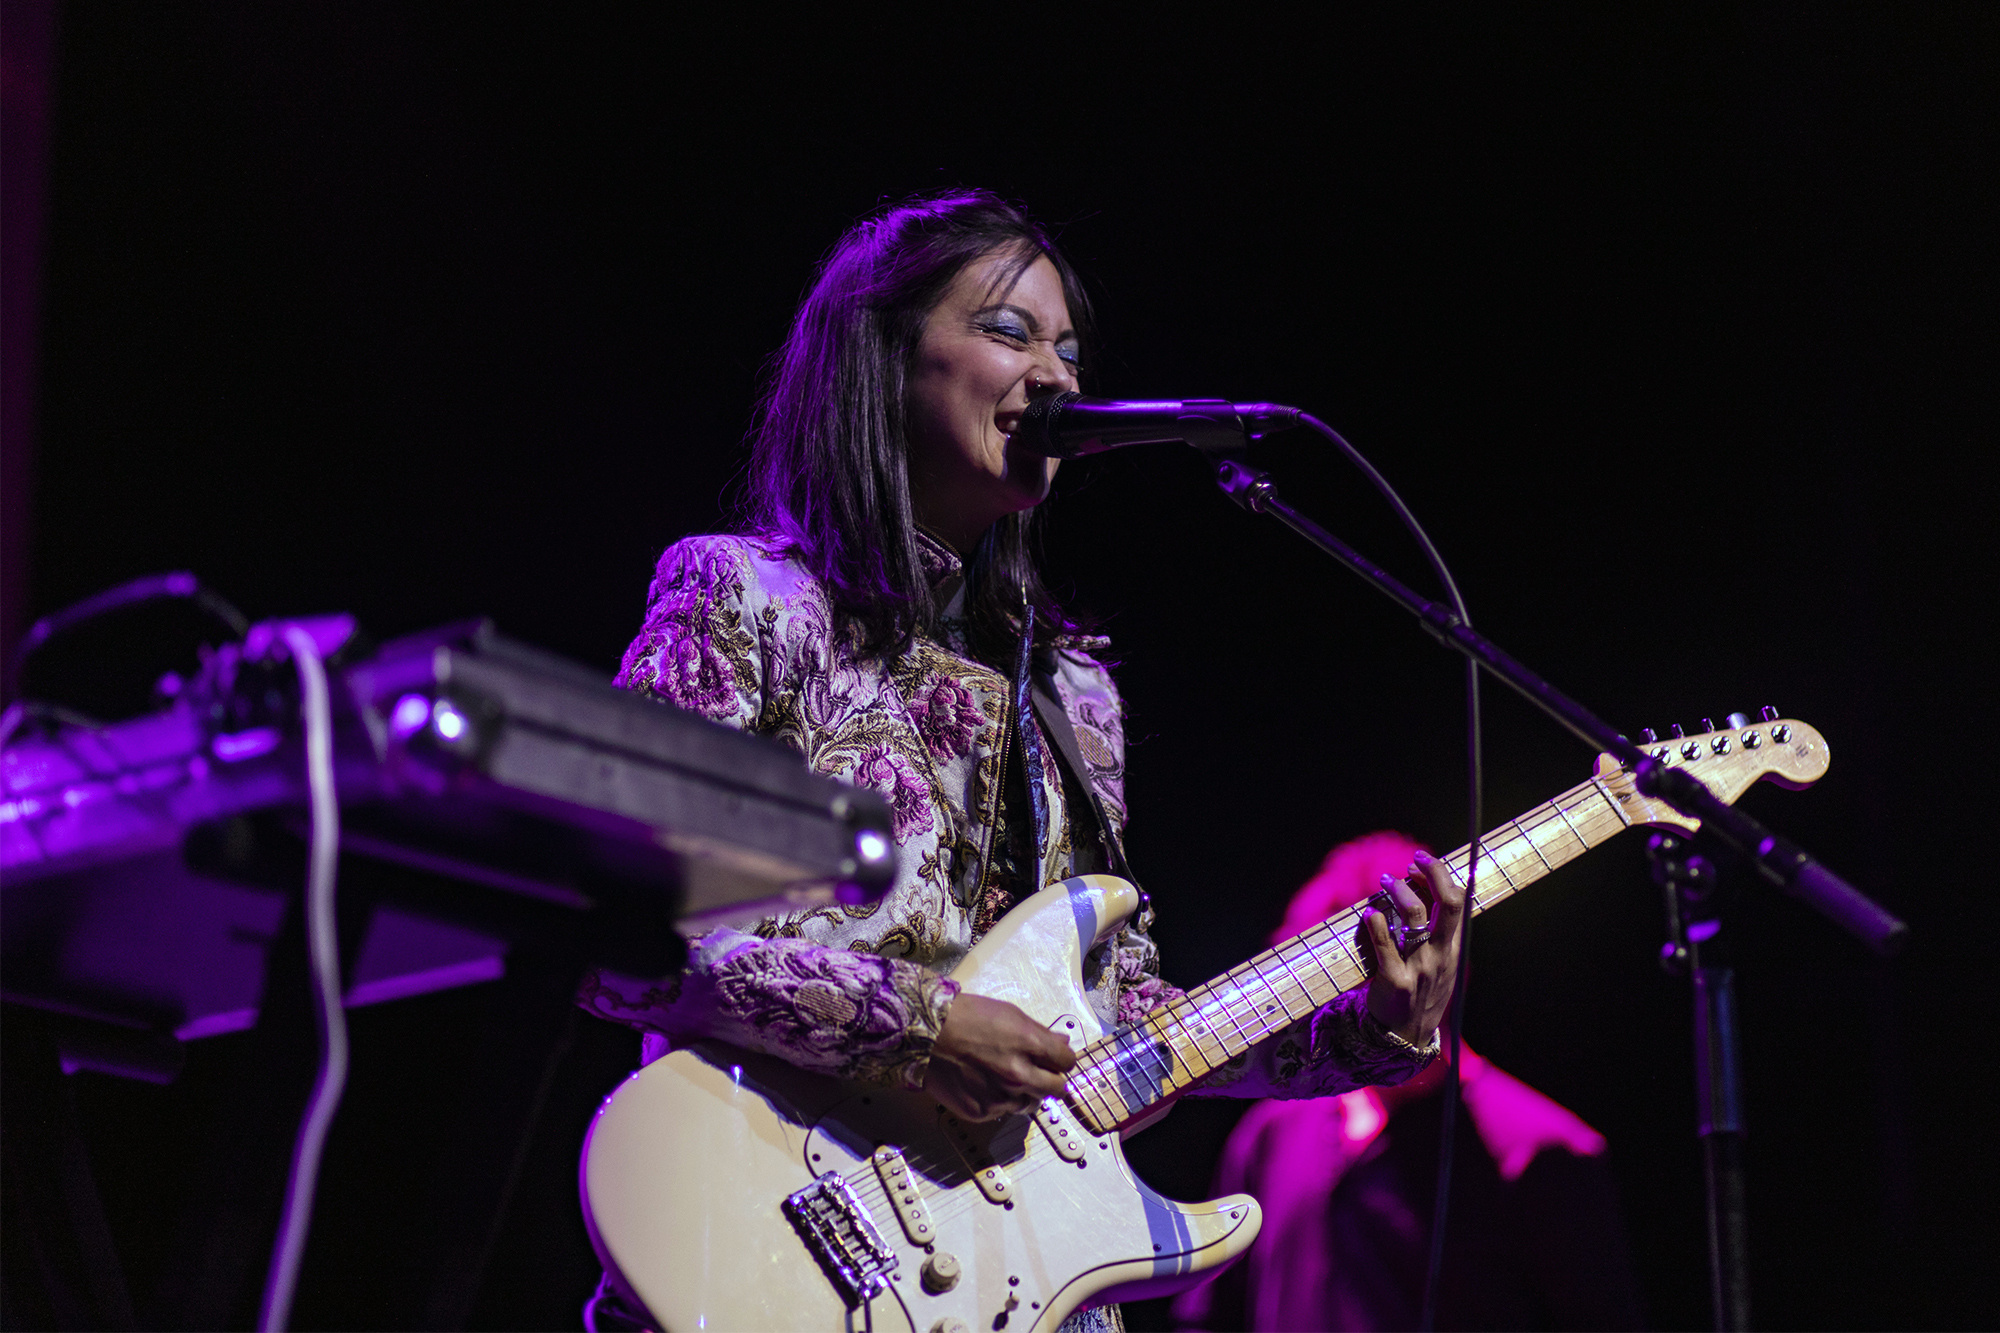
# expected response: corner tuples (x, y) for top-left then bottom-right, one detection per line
(1361, 849), (1466, 1047)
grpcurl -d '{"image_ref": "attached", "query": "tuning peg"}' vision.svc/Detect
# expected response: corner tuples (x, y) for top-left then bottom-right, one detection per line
(1760, 705), (1779, 722)
(1726, 712), (1750, 729)
(1701, 718), (1716, 734)
(1670, 723), (1686, 739)
(1641, 727), (1659, 744)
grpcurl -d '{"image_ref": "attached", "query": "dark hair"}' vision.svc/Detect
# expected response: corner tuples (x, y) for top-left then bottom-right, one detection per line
(740, 189), (1095, 666)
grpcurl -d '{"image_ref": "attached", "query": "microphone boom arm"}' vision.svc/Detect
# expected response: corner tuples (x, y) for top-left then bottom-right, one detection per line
(1209, 449), (1906, 955)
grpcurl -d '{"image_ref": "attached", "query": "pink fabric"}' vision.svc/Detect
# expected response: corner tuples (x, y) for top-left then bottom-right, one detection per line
(1179, 1055), (1612, 1331)
(1274, 830), (1428, 946)
(1458, 1050), (1606, 1181)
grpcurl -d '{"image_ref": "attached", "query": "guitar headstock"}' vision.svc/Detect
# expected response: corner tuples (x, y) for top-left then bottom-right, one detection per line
(1595, 716), (1829, 831)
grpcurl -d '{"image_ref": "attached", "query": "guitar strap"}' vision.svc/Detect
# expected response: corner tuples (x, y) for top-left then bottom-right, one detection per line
(1028, 670), (1141, 900)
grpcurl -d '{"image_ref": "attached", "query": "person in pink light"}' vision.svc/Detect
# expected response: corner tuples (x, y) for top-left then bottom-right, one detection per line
(1172, 831), (1644, 1333)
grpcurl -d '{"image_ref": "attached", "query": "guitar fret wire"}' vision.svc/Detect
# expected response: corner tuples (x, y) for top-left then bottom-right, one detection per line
(1296, 928), (1347, 995)
(1069, 1052), (1121, 1125)
(1331, 915), (1370, 981)
(1246, 955), (1301, 1026)
(1080, 1070), (1124, 1128)
(1314, 916), (1365, 987)
(1154, 1013), (1191, 1080)
(1549, 792), (1592, 852)
(1293, 933), (1346, 999)
(1205, 973), (1264, 1054)
(1082, 1048), (1127, 1119)
(1268, 950), (1315, 1021)
(1537, 789), (1598, 846)
(1510, 815), (1556, 873)
(1155, 1010), (1208, 1080)
(1217, 968), (1264, 1041)
(1177, 996), (1229, 1064)
(1589, 774), (1633, 827)
(1214, 982), (1258, 1052)
(1185, 985), (1233, 1056)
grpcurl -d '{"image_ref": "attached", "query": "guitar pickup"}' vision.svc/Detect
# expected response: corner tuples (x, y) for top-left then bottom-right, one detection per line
(1034, 1097), (1088, 1163)
(941, 1114), (1015, 1204)
(870, 1145), (937, 1245)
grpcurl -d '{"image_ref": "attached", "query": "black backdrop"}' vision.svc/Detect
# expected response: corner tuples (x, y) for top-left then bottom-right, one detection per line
(12, 5), (1999, 1329)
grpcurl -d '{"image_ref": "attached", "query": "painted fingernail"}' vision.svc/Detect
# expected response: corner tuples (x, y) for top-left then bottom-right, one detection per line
(1413, 850), (1433, 866)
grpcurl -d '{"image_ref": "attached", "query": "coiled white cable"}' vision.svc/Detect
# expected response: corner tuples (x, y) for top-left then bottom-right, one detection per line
(257, 626), (348, 1332)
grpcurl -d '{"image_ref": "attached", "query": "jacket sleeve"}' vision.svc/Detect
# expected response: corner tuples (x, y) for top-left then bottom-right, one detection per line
(577, 928), (959, 1090)
(583, 537), (957, 1087)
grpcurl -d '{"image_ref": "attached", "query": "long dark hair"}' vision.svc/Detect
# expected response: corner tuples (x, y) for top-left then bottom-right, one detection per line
(741, 189), (1095, 666)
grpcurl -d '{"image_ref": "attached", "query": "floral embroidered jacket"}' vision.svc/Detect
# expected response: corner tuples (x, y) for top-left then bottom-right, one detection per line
(575, 532), (1435, 1097)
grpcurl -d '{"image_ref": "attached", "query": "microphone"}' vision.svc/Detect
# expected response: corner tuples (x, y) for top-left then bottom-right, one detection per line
(1014, 392), (1303, 458)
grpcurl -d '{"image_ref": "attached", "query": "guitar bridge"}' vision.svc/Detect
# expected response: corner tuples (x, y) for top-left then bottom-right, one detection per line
(782, 1170), (897, 1307)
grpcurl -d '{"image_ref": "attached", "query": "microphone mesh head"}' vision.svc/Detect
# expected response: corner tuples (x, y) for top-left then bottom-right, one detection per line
(1018, 391), (1085, 458)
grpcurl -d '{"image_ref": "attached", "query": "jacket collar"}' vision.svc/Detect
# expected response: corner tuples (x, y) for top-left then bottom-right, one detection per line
(914, 528), (967, 614)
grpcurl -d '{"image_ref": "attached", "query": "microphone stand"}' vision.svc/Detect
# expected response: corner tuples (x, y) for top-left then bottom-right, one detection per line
(1200, 446), (1907, 1331)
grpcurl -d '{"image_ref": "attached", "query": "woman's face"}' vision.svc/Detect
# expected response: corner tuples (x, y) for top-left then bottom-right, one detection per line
(905, 248), (1080, 552)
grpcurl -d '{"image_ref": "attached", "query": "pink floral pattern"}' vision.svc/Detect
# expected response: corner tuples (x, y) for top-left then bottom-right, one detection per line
(909, 674), (985, 761)
(853, 743), (936, 841)
(578, 928), (957, 1090)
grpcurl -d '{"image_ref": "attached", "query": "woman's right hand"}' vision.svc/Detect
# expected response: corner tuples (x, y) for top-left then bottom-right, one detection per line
(922, 992), (1077, 1121)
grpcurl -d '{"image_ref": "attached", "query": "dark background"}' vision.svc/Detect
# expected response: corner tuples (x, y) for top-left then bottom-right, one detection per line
(6, 3), (1997, 1328)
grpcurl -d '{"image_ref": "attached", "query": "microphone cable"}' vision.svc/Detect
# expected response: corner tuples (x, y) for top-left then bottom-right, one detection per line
(1296, 412), (1482, 1333)
(256, 625), (348, 1333)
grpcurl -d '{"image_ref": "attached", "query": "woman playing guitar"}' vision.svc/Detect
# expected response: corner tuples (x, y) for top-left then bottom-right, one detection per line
(576, 190), (1464, 1333)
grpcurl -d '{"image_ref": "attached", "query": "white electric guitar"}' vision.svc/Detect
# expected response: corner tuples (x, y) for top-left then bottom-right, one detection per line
(582, 718), (1829, 1332)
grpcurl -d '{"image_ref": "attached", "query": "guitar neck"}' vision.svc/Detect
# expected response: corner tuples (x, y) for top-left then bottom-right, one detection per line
(1062, 773), (1633, 1135)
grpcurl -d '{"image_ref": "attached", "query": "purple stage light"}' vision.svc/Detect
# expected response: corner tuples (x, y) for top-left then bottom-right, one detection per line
(431, 701), (467, 742)
(211, 727), (282, 762)
(389, 692), (432, 739)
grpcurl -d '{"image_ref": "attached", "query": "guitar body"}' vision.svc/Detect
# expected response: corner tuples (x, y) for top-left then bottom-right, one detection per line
(582, 874), (1261, 1333)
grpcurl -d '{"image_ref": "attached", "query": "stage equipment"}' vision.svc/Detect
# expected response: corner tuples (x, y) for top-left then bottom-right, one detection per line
(1, 610), (895, 1329)
(2, 614), (896, 1049)
(581, 721), (1826, 1332)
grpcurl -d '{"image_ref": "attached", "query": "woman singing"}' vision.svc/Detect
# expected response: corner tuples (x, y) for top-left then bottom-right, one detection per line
(578, 190), (1464, 1333)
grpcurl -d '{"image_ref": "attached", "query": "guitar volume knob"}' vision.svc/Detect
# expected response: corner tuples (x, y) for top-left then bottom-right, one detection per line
(922, 1251), (963, 1294)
